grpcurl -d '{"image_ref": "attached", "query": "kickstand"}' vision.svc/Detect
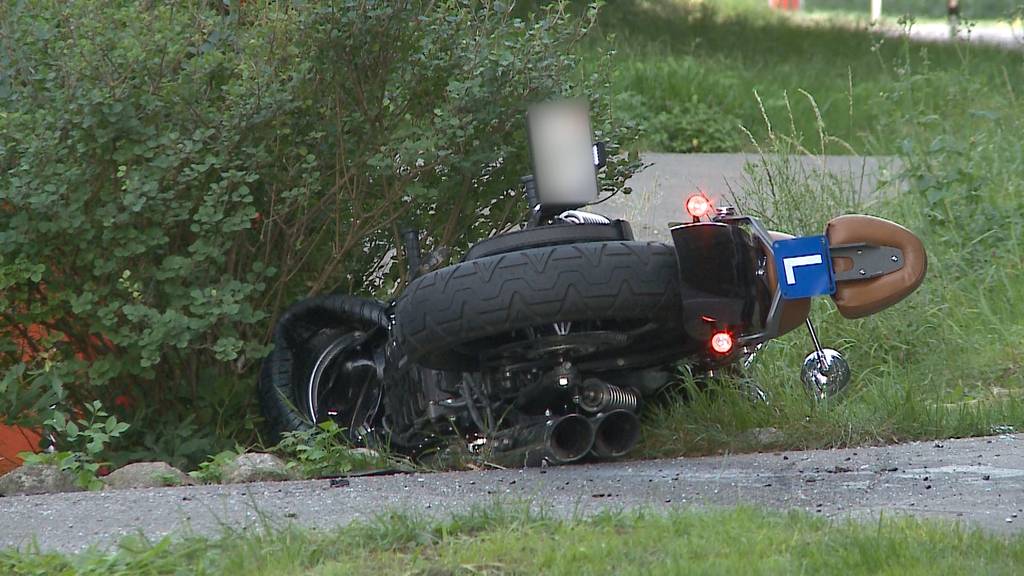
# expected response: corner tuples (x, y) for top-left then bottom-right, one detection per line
(805, 317), (827, 371)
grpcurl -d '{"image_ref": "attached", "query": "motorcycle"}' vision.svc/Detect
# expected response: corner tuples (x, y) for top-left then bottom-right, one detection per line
(258, 101), (927, 467)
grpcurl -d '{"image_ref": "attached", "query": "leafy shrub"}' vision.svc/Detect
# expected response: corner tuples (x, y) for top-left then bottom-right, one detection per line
(274, 421), (390, 478)
(188, 448), (244, 485)
(0, 1), (637, 465)
(20, 401), (130, 490)
(0, 364), (64, 430)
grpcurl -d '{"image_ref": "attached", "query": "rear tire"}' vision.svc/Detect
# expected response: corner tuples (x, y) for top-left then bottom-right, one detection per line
(394, 241), (684, 370)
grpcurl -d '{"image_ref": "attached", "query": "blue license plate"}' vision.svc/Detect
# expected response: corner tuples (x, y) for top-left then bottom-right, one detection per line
(772, 235), (836, 299)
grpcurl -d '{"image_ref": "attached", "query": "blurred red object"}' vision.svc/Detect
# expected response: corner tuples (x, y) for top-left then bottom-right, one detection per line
(770, 0), (800, 10)
(0, 426), (41, 474)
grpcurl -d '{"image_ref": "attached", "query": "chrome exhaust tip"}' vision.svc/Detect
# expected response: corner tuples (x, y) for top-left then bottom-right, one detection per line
(590, 409), (641, 459)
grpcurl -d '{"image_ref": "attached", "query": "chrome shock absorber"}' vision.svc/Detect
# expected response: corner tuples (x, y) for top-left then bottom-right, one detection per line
(577, 379), (640, 413)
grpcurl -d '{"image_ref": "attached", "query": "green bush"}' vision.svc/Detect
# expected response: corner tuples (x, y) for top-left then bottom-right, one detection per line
(0, 0), (636, 466)
(20, 401), (130, 490)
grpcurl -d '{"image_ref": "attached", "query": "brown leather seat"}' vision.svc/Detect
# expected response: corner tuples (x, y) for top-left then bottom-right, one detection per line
(764, 231), (811, 336)
(826, 215), (927, 319)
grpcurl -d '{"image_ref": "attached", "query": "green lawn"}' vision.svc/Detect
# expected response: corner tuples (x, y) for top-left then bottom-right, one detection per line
(558, 1), (1024, 457)
(4, 505), (1024, 575)
(587, 0), (1022, 154)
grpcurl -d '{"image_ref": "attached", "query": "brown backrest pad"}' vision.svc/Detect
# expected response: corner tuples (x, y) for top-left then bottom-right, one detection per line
(826, 215), (927, 319)
(765, 231), (811, 336)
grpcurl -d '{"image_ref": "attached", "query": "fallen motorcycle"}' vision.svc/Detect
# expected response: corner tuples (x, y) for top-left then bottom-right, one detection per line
(258, 101), (927, 467)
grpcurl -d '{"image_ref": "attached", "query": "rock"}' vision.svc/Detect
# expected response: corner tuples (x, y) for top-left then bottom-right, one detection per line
(222, 453), (297, 484)
(0, 464), (83, 496)
(744, 427), (784, 446)
(349, 447), (382, 459)
(103, 462), (193, 490)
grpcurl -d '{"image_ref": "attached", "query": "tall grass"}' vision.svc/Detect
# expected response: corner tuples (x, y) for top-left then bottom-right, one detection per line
(629, 7), (1024, 455)
(585, 0), (1024, 154)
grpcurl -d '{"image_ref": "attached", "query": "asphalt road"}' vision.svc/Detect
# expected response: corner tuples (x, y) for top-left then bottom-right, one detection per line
(2, 434), (1022, 553)
(890, 22), (1022, 49)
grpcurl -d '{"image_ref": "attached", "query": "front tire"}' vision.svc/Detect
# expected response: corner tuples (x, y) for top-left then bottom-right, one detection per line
(258, 295), (387, 443)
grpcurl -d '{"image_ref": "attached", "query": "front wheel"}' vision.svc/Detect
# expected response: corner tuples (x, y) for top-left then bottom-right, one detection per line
(258, 295), (387, 443)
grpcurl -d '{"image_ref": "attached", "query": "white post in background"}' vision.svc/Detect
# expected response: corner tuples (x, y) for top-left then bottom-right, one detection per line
(870, 0), (882, 23)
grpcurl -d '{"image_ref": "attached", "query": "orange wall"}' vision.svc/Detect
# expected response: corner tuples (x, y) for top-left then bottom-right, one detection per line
(0, 425), (41, 474)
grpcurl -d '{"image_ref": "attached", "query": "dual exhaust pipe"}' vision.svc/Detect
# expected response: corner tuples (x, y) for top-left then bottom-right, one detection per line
(493, 410), (641, 467)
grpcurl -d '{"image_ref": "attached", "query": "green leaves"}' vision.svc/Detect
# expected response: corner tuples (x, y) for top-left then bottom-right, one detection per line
(274, 421), (384, 479)
(0, 365), (65, 428)
(19, 401), (130, 490)
(0, 0), (635, 466)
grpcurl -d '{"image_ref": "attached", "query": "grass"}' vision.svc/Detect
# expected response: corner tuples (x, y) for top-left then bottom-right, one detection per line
(4, 504), (1024, 575)
(549, 0), (1024, 457)
(634, 95), (1024, 457)
(586, 0), (1023, 153)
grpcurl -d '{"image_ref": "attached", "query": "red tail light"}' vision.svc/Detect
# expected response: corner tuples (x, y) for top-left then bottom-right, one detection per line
(685, 193), (712, 219)
(710, 331), (734, 355)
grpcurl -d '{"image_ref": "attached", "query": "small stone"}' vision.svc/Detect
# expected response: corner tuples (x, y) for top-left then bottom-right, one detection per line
(0, 464), (83, 496)
(103, 462), (193, 490)
(348, 447), (381, 459)
(222, 453), (297, 484)
(744, 427), (783, 445)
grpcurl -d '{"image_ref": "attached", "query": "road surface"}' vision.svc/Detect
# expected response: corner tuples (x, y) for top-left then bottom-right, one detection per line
(605, 153), (901, 241)
(2, 434), (1021, 553)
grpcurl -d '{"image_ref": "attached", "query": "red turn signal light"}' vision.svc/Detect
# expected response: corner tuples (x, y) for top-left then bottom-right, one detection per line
(685, 193), (712, 219)
(710, 331), (734, 355)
